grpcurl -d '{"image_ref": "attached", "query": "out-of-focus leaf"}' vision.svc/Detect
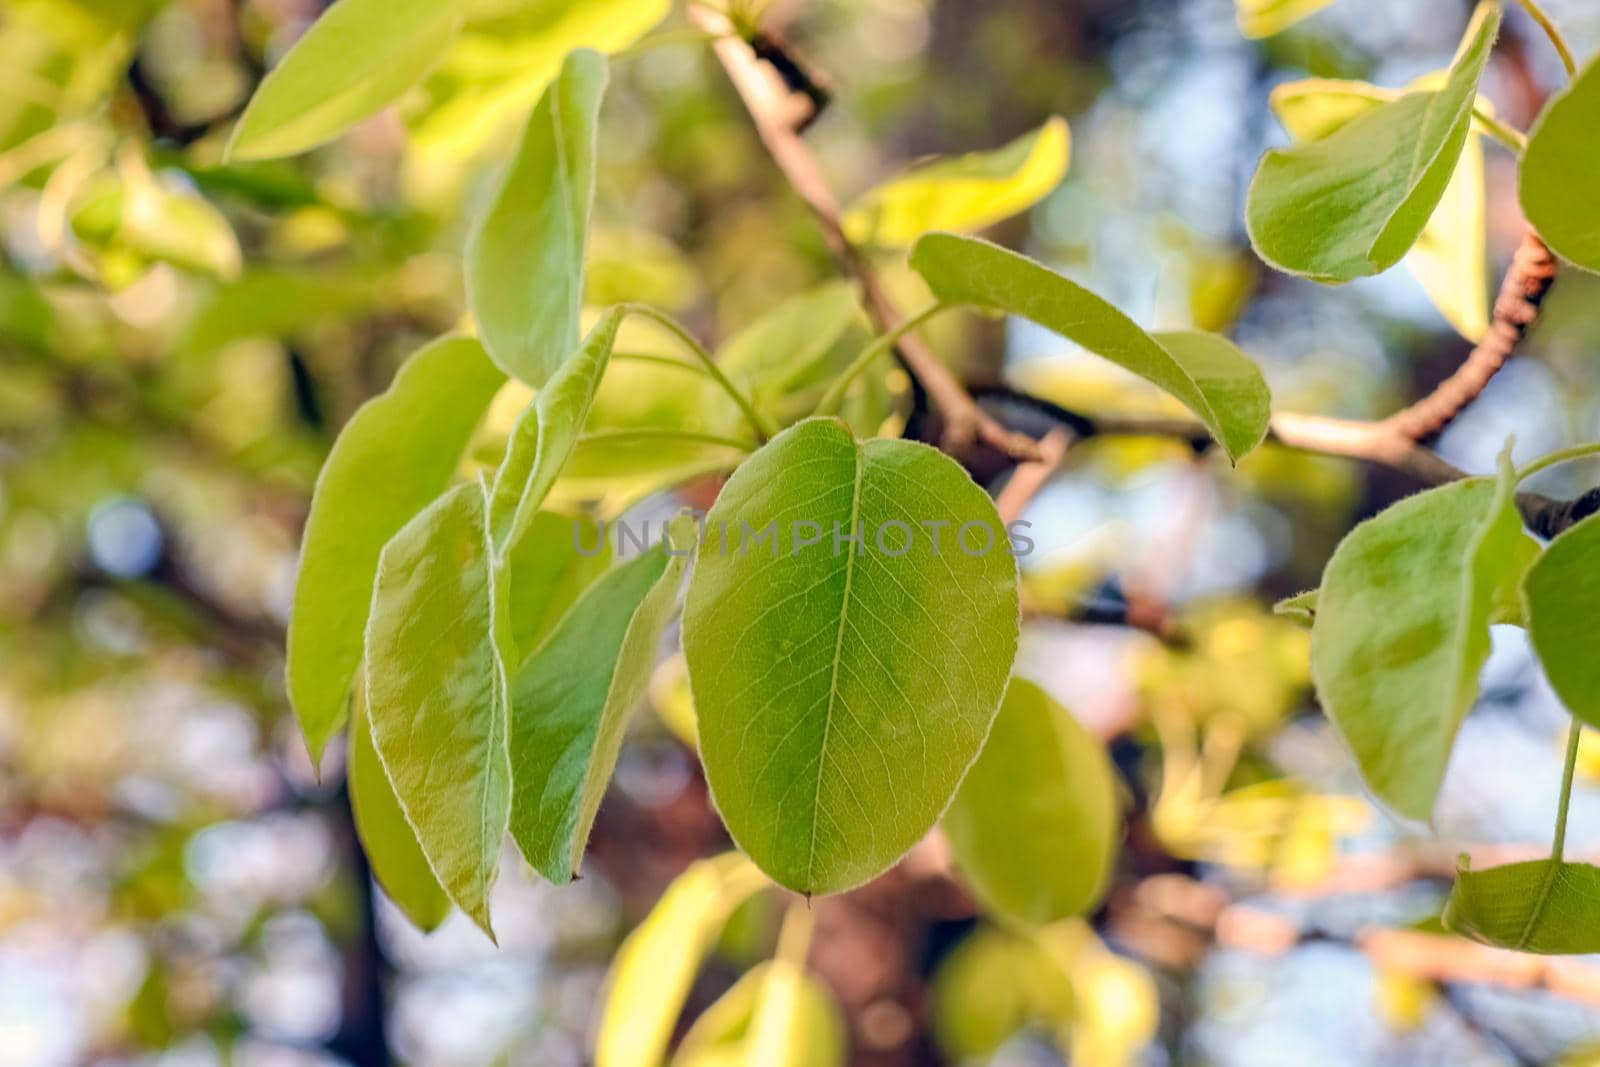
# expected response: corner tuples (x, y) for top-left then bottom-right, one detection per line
(505, 510), (612, 656)
(943, 679), (1119, 925)
(596, 853), (770, 1067)
(0, 0), (153, 151)
(72, 166), (242, 282)
(1521, 53), (1600, 274)
(1236, 0), (1336, 38)
(683, 418), (1019, 895)
(586, 227), (704, 311)
(1309, 451), (1538, 820)
(931, 925), (1073, 1061)
(289, 335), (503, 761)
(227, 0), (462, 161)
(716, 282), (866, 429)
(648, 653), (698, 748)
(1040, 923), (1160, 1067)
(364, 479), (514, 937)
(408, 0), (667, 158)
(843, 117), (1070, 247)
(1524, 514), (1600, 726)
(1270, 77), (1489, 340)
(1246, 4), (1499, 283)
(349, 679), (450, 932)
(178, 268), (381, 358)
(910, 234), (1270, 461)
(1444, 858), (1600, 953)
(674, 960), (847, 1067)
(508, 523), (688, 883)
(467, 49), (605, 386)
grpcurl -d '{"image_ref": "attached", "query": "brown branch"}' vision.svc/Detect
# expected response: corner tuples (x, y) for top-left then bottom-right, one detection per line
(1384, 231), (1559, 442)
(995, 426), (1073, 523)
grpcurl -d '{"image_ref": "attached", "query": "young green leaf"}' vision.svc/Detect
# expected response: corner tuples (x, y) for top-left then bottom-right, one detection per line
(673, 962), (847, 1067)
(1309, 453), (1538, 820)
(289, 335), (504, 762)
(909, 234), (1270, 461)
(942, 678), (1120, 926)
(1245, 3), (1499, 283)
(508, 526), (688, 883)
(682, 418), (1021, 895)
(226, 0), (462, 161)
(505, 511), (613, 657)
(466, 49), (606, 386)
(364, 480), (514, 937)
(1270, 78), (1490, 341)
(1236, 0), (1337, 38)
(842, 117), (1070, 248)
(348, 680), (450, 932)
(595, 853), (770, 1067)
(715, 281), (866, 426)
(1524, 514), (1600, 727)
(1520, 53), (1600, 274)
(1444, 858), (1600, 953)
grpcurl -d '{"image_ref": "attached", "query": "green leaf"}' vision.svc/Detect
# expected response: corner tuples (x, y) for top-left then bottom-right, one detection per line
(683, 418), (1020, 895)
(488, 308), (624, 549)
(466, 49), (606, 386)
(842, 118), (1070, 248)
(1245, 3), (1499, 283)
(348, 680), (450, 932)
(674, 962), (848, 1067)
(226, 0), (462, 161)
(595, 853), (770, 1067)
(1236, 0), (1336, 38)
(1270, 77), (1490, 341)
(1521, 53), (1600, 274)
(1524, 514), (1600, 726)
(930, 925), (1073, 1061)
(289, 335), (504, 762)
(1444, 859), (1600, 953)
(716, 282), (866, 430)
(909, 234), (1270, 461)
(508, 523), (689, 882)
(1309, 451), (1538, 820)
(1273, 588), (1318, 625)
(505, 510), (613, 656)
(942, 678), (1119, 926)
(364, 479), (514, 937)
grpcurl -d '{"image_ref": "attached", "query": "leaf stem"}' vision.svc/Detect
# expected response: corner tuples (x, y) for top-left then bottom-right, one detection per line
(1553, 718), (1582, 863)
(1516, 441), (1600, 483)
(609, 350), (712, 376)
(1516, 0), (1579, 79)
(575, 428), (756, 453)
(623, 304), (777, 443)
(1471, 105), (1528, 153)
(815, 301), (948, 415)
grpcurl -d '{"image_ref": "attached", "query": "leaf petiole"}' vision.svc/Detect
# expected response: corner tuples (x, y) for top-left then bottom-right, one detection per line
(814, 300), (948, 415)
(623, 303), (778, 443)
(1471, 105), (1527, 153)
(1515, 441), (1600, 483)
(1552, 718), (1582, 863)
(1516, 0), (1578, 80)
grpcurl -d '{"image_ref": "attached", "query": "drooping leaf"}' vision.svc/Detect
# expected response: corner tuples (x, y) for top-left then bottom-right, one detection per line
(1236, 0), (1337, 38)
(1245, 3), (1499, 283)
(673, 963), (847, 1067)
(942, 679), (1119, 926)
(408, 0), (667, 159)
(226, 0), (462, 161)
(1444, 858), (1600, 953)
(682, 418), (1020, 895)
(909, 234), (1270, 461)
(505, 510), (613, 656)
(1521, 53), (1600, 274)
(842, 118), (1070, 248)
(348, 679), (450, 932)
(595, 853), (770, 1067)
(364, 480), (514, 937)
(1309, 451), (1538, 820)
(508, 521), (689, 883)
(1270, 78), (1490, 340)
(289, 335), (504, 761)
(467, 49), (606, 386)
(1524, 513), (1600, 727)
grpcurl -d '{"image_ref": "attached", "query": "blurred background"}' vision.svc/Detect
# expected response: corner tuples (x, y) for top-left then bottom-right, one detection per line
(4, 0), (1600, 1064)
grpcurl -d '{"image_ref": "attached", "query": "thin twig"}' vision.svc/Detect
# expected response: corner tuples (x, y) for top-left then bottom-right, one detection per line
(995, 426), (1073, 524)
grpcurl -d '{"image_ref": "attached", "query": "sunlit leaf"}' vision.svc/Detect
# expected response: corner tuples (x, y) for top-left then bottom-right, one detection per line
(683, 418), (1020, 894)
(226, 0), (462, 161)
(1236, 0), (1336, 38)
(1444, 858), (1600, 953)
(843, 117), (1070, 248)
(1524, 513), (1600, 727)
(673, 961), (846, 1067)
(467, 49), (606, 386)
(1521, 53), (1600, 274)
(1309, 450), (1538, 820)
(910, 233), (1271, 461)
(943, 679), (1119, 925)
(1246, 3), (1499, 283)
(289, 335), (504, 761)
(505, 510), (613, 656)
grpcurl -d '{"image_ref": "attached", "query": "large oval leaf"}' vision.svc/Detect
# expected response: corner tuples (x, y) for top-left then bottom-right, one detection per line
(942, 678), (1119, 926)
(1309, 454), (1538, 820)
(1444, 858), (1600, 953)
(226, 0), (462, 161)
(1245, 3), (1499, 283)
(1521, 53), (1600, 274)
(683, 418), (1020, 895)
(843, 118), (1070, 248)
(1524, 513), (1600, 727)
(466, 49), (606, 386)
(289, 335), (503, 762)
(909, 233), (1270, 461)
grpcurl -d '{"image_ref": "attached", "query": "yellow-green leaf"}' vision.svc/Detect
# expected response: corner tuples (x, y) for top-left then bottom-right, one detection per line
(1521, 52), (1600, 274)
(673, 961), (847, 1067)
(1524, 513), (1600, 727)
(1444, 858), (1600, 953)
(1236, 0), (1337, 38)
